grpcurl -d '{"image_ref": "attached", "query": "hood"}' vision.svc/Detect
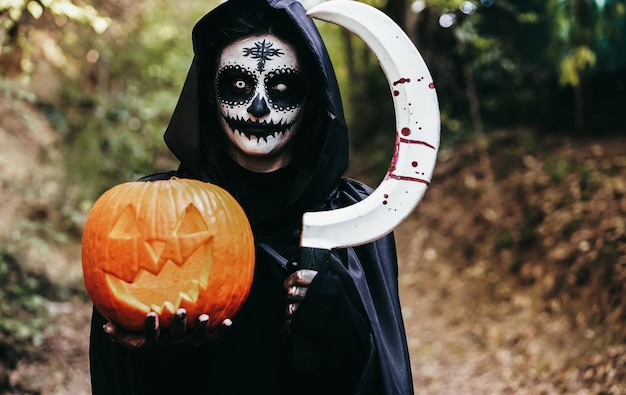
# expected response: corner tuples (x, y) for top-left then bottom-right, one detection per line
(163, 0), (349, 229)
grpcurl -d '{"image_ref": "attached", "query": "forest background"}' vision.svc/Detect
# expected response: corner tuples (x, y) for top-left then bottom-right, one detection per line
(0, 0), (625, 393)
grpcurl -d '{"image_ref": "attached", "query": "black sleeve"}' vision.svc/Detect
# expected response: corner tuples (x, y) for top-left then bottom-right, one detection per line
(89, 308), (133, 395)
(289, 261), (371, 392)
(89, 308), (213, 395)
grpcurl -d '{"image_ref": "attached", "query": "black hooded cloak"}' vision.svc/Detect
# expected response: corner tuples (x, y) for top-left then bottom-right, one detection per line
(89, 1), (413, 394)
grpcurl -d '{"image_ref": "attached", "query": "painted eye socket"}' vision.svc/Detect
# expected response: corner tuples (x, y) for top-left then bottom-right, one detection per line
(265, 69), (306, 111)
(216, 65), (257, 105)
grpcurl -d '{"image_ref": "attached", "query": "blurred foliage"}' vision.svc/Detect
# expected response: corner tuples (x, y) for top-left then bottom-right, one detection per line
(0, 252), (52, 369)
(2, 0), (220, 205)
(411, 0), (626, 138)
(56, 0), (221, 202)
(547, 0), (626, 84)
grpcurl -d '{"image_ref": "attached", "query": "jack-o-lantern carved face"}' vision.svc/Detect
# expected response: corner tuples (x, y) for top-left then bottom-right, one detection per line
(104, 203), (213, 315)
(82, 179), (255, 331)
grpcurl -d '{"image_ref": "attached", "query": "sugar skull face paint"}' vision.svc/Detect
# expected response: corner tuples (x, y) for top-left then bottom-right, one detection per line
(216, 34), (306, 170)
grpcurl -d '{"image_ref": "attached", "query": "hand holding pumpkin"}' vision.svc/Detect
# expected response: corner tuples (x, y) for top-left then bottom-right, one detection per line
(103, 308), (233, 349)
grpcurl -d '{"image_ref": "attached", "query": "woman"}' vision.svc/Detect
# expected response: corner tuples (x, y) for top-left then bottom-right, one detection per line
(89, 0), (413, 393)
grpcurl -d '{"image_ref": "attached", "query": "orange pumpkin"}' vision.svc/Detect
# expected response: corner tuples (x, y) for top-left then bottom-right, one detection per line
(81, 178), (255, 331)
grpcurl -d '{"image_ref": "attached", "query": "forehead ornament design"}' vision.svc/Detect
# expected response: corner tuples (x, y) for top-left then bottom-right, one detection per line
(243, 39), (284, 72)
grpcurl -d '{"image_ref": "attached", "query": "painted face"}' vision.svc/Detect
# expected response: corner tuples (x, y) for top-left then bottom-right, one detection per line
(216, 34), (306, 169)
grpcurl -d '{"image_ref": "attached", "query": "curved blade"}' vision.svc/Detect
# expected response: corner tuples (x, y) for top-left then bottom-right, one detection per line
(302, 0), (440, 250)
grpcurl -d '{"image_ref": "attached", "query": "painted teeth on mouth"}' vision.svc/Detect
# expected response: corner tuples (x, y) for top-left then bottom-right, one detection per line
(233, 115), (292, 126)
(225, 115), (294, 129)
(234, 128), (287, 143)
(224, 114), (294, 142)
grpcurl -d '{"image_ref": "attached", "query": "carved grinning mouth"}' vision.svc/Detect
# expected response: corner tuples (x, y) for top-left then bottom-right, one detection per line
(223, 115), (295, 140)
(103, 234), (214, 315)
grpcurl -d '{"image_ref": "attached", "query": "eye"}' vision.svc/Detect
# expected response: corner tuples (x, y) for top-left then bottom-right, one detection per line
(234, 79), (250, 92)
(272, 83), (288, 93)
(265, 69), (306, 110)
(216, 65), (257, 105)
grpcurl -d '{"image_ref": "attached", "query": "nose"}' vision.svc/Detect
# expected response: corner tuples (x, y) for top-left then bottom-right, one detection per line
(247, 93), (271, 118)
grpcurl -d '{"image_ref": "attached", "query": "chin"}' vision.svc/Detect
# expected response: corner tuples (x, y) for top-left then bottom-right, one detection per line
(232, 134), (290, 156)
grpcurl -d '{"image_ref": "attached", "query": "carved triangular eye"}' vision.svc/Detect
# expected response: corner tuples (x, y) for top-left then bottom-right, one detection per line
(174, 204), (209, 235)
(108, 205), (140, 239)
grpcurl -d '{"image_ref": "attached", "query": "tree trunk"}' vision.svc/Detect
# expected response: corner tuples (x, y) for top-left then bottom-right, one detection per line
(384, 0), (408, 32)
(574, 83), (584, 132)
(462, 61), (503, 223)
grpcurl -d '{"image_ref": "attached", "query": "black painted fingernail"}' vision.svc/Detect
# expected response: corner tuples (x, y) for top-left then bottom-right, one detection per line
(198, 314), (209, 326)
(146, 312), (157, 329)
(145, 313), (160, 344)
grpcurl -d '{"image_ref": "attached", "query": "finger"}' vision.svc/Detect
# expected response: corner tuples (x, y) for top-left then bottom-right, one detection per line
(283, 269), (318, 289)
(103, 321), (117, 342)
(145, 312), (160, 345)
(170, 308), (187, 344)
(126, 337), (146, 350)
(103, 322), (146, 349)
(295, 269), (318, 285)
(287, 285), (308, 301)
(286, 303), (300, 317)
(207, 318), (233, 342)
(191, 314), (210, 346)
(283, 272), (297, 289)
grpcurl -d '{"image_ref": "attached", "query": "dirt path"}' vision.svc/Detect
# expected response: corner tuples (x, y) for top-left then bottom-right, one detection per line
(8, 299), (92, 395)
(396, 217), (624, 395)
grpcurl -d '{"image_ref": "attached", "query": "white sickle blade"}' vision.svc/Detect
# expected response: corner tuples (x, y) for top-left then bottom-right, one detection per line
(302, 0), (441, 250)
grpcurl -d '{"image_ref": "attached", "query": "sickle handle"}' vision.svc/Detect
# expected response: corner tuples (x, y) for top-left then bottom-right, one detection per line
(299, 246), (331, 271)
